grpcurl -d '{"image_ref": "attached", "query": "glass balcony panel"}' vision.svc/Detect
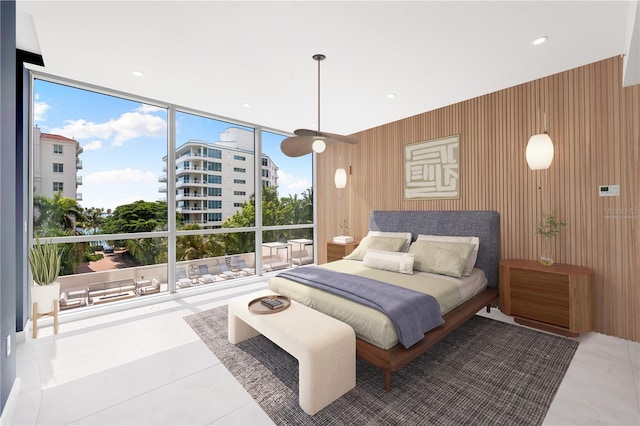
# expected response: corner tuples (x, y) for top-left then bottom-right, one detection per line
(262, 228), (314, 273)
(54, 238), (168, 310)
(175, 231), (256, 288)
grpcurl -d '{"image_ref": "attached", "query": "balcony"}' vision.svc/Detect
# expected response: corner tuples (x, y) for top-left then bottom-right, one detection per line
(176, 179), (205, 189)
(76, 159), (83, 169)
(158, 174), (167, 183)
(76, 176), (83, 185)
(176, 193), (204, 201)
(76, 193), (83, 201)
(51, 233), (318, 314)
(176, 206), (204, 212)
(158, 185), (167, 193)
(176, 165), (202, 173)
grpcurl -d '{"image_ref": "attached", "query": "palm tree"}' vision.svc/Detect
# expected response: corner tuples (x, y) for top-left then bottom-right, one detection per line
(34, 191), (84, 236)
(79, 206), (105, 234)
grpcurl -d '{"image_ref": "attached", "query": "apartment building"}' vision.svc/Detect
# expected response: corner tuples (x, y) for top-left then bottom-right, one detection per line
(159, 127), (278, 227)
(32, 126), (83, 201)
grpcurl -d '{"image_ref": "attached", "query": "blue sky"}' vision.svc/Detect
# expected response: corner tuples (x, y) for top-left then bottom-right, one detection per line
(33, 79), (313, 212)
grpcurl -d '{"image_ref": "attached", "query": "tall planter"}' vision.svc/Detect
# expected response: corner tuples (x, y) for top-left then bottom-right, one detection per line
(31, 282), (60, 314)
(28, 237), (62, 337)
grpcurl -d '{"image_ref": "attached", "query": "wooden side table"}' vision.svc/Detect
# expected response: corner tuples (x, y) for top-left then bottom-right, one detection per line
(326, 241), (359, 263)
(499, 259), (595, 337)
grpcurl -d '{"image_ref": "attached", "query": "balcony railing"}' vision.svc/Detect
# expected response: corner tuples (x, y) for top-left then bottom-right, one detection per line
(76, 159), (83, 169)
(52, 238), (318, 312)
(176, 193), (204, 200)
(76, 176), (83, 185)
(76, 193), (83, 201)
(158, 185), (167, 193)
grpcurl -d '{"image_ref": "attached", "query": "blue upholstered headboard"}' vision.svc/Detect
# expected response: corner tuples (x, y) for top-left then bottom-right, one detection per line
(369, 210), (500, 288)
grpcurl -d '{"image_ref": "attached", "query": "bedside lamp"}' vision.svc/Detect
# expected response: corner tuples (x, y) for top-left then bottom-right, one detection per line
(334, 168), (347, 188)
(527, 109), (554, 170)
(526, 133), (554, 170)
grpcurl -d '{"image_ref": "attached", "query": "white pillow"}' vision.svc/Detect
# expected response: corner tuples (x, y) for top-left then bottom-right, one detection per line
(367, 231), (413, 252)
(416, 235), (479, 276)
(363, 249), (415, 275)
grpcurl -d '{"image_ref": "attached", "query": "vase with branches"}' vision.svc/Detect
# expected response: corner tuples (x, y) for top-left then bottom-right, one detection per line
(535, 210), (567, 266)
(339, 218), (350, 236)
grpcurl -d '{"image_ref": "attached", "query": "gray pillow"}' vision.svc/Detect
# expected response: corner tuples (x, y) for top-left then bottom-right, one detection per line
(408, 240), (476, 277)
(344, 236), (407, 261)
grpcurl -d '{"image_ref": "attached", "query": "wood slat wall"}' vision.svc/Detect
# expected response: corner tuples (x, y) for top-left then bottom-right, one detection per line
(317, 56), (639, 342)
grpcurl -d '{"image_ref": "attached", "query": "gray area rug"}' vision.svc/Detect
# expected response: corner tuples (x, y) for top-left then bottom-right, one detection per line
(184, 306), (578, 425)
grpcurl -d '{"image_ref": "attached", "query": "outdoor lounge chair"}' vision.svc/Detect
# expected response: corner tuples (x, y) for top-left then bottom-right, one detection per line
(198, 264), (217, 283)
(219, 263), (238, 279)
(176, 267), (192, 288)
(236, 259), (255, 275)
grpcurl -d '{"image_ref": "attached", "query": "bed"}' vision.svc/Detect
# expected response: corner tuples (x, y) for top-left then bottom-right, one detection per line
(269, 210), (500, 391)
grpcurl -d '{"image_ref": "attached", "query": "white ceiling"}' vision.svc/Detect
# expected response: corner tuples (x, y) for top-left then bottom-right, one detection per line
(16, 1), (639, 137)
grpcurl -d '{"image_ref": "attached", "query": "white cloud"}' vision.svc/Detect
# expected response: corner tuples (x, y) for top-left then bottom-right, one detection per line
(85, 168), (157, 184)
(136, 104), (163, 113)
(49, 111), (166, 147)
(33, 94), (50, 122)
(277, 170), (311, 196)
(82, 140), (103, 151)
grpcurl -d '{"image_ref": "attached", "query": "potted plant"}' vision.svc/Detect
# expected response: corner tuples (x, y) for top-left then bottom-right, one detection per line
(28, 237), (62, 314)
(535, 210), (567, 266)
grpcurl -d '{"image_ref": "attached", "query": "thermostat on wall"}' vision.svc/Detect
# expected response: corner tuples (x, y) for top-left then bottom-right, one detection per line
(599, 185), (620, 196)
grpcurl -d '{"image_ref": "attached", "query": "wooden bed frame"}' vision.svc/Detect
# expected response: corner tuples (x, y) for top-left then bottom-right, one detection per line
(362, 210), (501, 391)
(358, 287), (498, 391)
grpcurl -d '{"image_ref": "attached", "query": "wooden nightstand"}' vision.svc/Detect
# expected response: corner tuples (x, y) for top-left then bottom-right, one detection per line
(326, 241), (359, 263)
(499, 259), (595, 337)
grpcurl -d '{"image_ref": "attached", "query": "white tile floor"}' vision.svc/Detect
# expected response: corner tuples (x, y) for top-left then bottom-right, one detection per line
(9, 281), (640, 425)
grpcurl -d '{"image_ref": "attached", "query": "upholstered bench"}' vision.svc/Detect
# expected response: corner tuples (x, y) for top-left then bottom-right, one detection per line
(228, 290), (355, 415)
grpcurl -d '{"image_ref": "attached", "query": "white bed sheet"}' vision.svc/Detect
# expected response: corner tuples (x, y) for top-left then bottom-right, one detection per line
(269, 260), (487, 349)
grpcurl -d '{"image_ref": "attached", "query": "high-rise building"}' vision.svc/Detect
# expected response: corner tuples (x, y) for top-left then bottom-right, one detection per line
(33, 127), (83, 201)
(159, 128), (278, 228)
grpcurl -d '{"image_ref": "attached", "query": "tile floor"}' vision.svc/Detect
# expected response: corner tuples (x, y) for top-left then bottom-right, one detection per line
(9, 281), (640, 425)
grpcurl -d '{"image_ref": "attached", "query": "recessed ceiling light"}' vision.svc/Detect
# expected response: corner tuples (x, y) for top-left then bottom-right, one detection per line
(532, 36), (549, 46)
(242, 103), (251, 108)
(132, 70), (144, 77)
(386, 93), (396, 99)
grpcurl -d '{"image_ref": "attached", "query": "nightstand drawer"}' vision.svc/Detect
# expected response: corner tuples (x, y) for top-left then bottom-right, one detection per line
(510, 267), (570, 327)
(499, 260), (595, 336)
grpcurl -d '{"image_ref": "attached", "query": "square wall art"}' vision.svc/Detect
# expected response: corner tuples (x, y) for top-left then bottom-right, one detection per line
(403, 134), (460, 200)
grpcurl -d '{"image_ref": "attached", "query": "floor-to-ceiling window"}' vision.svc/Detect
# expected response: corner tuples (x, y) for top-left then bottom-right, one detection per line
(172, 111), (259, 289)
(30, 75), (314, 312)
(260, 130), (314, 269)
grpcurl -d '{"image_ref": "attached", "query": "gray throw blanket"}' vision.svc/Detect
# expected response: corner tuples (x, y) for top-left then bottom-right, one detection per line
(277, 266), (444, 348)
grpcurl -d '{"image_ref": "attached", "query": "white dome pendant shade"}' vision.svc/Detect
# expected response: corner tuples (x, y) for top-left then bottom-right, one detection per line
(312, 139), (326, 153)
(526, 133), (554, 170)
(334, 168), (347, 188)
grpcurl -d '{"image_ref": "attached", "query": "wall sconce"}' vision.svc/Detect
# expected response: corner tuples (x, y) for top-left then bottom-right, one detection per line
(526, 109), (554, 170)
(334, 168), (347, 188)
